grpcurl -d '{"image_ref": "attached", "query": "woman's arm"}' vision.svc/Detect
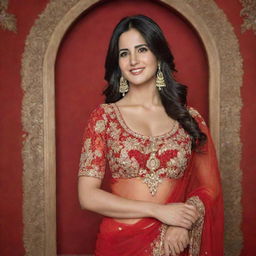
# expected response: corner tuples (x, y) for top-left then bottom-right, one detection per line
(78, 176), (199, 228)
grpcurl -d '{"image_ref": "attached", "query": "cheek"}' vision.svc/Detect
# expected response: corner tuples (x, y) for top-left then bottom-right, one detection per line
(143, 54), (157, 67)
(118, 59), (127, 72)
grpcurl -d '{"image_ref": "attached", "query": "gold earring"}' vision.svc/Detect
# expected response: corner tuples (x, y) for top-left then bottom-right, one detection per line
(156, 63), (166, 90)
(119, 76), (129, 96)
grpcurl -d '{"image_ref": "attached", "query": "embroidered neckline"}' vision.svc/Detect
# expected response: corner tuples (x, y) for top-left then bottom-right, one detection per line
(111, 103), (179, 140)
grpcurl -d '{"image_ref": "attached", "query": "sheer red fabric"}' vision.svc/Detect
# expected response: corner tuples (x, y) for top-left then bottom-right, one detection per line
(78, 104), (224, 256)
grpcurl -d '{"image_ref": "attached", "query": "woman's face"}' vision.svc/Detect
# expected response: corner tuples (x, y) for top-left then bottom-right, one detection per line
(118, 28), (158, 87)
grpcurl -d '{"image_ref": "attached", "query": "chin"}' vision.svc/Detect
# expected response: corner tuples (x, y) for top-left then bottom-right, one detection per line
(129, 78), (155, 87)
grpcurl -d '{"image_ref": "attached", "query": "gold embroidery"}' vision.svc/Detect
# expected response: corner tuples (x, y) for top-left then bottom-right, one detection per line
(95, 119), (105, 133)
(142, 170), (164, 196)
(151, 224), (168, 256)
(78, 109), (107, 179)
(113, 103), (179, 140)
(79, 104), (192, 195)
(186, 196), (205, 256)
(146, 141), (160, 170)
(108, 104), (192, 195)
(188, 107), (206, 126)
(78, 169), (104, 179)
(78, 137), (105, 179)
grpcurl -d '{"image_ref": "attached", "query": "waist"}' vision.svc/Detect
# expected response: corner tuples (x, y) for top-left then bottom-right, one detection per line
(110, 177), (176, 224)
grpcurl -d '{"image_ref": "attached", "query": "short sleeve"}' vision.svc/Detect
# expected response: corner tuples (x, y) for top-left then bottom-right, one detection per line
(78, 105), (107, 179)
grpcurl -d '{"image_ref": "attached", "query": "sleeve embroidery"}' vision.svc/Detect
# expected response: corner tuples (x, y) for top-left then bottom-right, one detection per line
(188, 107), (206, 126)
(186, 196), (205, 256)
(78, 106), (107, 179)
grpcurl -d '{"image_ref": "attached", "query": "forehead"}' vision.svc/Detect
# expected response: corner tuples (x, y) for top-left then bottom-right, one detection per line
(118, 28), (146, 49)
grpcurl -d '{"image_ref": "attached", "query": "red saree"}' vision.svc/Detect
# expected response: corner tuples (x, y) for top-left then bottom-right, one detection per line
(78, 104), (224, 256)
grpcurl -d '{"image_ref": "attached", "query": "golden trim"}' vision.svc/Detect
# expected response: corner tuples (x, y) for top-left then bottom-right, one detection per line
(240, 0), (256, 34)
(0, 0), (17, 32)
(21, 0), (243, 255)
(186, 196), (205, 256)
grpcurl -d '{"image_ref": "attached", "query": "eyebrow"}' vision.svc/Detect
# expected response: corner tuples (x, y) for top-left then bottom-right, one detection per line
(119, 44), (148, 52)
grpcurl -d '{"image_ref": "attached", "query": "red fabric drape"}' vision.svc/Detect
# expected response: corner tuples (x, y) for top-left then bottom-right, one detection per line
(94, 108), (224, 256)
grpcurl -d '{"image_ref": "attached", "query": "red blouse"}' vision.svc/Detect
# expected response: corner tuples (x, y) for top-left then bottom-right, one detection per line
(78, 104), (224, 256)
(78, 103), (204, 196)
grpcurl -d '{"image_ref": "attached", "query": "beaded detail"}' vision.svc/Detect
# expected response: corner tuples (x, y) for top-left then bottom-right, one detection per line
(79, 103), (193, 196)
(187, 196), (205, 256)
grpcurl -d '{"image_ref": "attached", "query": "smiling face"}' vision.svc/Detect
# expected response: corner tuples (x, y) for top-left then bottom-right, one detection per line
(118, 28), (158, 87)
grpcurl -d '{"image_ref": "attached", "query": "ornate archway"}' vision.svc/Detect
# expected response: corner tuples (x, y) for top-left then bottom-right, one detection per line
(21, 0), (243, 255)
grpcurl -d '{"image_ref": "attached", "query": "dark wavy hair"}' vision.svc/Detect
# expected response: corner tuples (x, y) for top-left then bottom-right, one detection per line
(103, 15), (206, 149)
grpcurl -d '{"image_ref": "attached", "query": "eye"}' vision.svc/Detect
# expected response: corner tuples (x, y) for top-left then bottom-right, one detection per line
(119, 51), (128, 57)
(138, 47), (148, 53)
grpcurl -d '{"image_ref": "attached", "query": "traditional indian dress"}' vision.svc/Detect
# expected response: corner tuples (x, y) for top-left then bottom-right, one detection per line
(78, 103), (224, 256)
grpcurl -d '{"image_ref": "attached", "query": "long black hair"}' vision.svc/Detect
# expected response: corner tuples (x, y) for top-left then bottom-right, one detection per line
(103, 15), (206, 149)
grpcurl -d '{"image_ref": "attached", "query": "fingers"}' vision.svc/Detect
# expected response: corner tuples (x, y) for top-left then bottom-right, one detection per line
(178, 240), (186, 252)
(179, 219), (192, 229)
(169, 243), (182, 256)
(164, 237), (180, 256)
(164, 226), (190, 256)
(164, 241), (170, 256)
(169, 244), (177, 256)
(161, 203), (199, 228)
(173, 243), (180, 255)
(185, 204), (199, 218)
(183, 204), (199, 223)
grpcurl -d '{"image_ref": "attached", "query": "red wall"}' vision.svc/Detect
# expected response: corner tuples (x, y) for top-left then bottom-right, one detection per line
(0, 0), (255, 255)
(55, 1), (208, 253)
(213, 1), (256, 254)
(0, 1), (48, 255)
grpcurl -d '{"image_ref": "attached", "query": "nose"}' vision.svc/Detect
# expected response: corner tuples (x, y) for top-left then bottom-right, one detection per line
(130, 52), (138, 66)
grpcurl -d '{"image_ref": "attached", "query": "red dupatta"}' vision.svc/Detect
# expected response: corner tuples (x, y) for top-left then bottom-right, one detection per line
(94, 108), (224, 256)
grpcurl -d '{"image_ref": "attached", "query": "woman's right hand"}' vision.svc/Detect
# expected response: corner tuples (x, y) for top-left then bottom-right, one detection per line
(153, 202), (199, 229)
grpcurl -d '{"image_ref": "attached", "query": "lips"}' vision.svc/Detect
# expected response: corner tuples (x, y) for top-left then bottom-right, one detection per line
(130, 67), (144, 75)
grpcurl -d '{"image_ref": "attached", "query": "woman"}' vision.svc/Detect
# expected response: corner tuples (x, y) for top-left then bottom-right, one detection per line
(78, 15), (223, 256)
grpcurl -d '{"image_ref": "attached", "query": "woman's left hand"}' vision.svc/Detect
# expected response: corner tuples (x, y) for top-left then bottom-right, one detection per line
(163, 226), (190, 256)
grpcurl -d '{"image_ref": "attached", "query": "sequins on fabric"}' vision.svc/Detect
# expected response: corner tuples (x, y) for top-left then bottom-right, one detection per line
(188, 107), (206, 126)
(151, 224), (168, 256)
(186, 196), (205, 256)
(78, 103), (193, 196)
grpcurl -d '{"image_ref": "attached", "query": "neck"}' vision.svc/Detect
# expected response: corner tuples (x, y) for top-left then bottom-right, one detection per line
(124, 81), (162, 107)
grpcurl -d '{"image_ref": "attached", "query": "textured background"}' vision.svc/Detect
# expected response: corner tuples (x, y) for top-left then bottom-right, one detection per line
(0, 0), (255, 255)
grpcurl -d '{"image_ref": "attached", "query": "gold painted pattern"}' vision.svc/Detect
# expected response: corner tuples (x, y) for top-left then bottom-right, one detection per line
(0, 0), (17, 33)
(240, 0), (256, 34)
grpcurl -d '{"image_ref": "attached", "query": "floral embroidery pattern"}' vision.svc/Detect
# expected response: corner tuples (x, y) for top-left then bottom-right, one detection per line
(188, 107), (206, 126)
(78, 104), (192, 195)
(151, 224), (168, 256)
(186, 196), (205, 256)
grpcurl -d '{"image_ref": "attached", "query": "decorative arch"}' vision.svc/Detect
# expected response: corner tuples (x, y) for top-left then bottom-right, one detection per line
(21, 0), (243, 255)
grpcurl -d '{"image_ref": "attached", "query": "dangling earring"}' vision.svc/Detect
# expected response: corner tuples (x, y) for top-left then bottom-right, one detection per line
(156, 62), (166, 90)
(119, 76), (129, 96)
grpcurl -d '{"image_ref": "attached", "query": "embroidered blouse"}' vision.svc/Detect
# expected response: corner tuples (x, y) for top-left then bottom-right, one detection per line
(78, 103), (205, 196)
(78, 104), (224, 256)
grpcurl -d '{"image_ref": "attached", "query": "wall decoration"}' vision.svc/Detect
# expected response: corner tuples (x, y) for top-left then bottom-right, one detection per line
(240, 0), (256, 34)
(21, 0), (243, 255)
(0, 0), (17, 32)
